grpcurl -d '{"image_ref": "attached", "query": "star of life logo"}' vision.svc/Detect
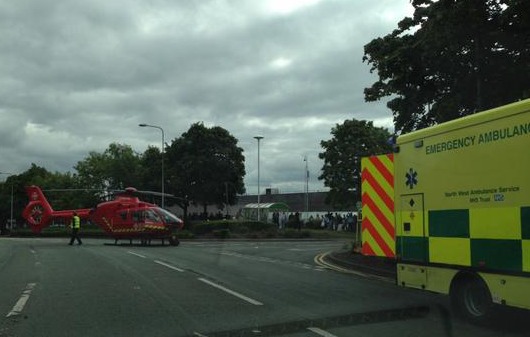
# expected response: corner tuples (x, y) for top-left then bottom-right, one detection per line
(406, 168), (418, 189)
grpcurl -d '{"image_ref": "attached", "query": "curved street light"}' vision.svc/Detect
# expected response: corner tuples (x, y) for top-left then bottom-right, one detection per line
(139, 124), (165, 209)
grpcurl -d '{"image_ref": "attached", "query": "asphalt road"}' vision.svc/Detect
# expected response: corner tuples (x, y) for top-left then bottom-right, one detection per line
(0, 238), (528, 337)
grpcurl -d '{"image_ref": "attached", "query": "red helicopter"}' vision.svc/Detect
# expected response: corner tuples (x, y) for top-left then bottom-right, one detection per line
(22, 185), (184, 246)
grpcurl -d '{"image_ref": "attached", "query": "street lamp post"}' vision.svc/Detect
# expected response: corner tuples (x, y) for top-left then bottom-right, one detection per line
(139, 124), (165, 209)
(0, 172), (14, 231)
(254, 136), (263, 222)
(303, 156), (309, 212)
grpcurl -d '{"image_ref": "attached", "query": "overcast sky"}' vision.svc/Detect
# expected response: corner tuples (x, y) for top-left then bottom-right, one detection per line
(0, 0), (413, 194)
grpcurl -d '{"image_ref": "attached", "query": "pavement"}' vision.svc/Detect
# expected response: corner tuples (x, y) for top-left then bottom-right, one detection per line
(318, 249), (397, 281)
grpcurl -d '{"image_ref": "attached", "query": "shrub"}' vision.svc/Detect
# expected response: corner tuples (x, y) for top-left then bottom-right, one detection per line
(264, 228), (278, 238)
(243, 221), (275, 232)
(177, 230), (194, 239)
(233, 225), (249, 235)
(213, 229), (230, 239)
(305, 219), (323, 230)
(190, 220), (274, 236)
(281, 229), (312, 238)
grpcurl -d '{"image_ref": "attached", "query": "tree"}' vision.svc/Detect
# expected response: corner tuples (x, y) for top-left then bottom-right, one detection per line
(319, 119), (392, 209)
(74, 143), (142, 190)
(0, 164), (52, 230)
(20, 168), (89, 210)
(166, 123), (246, 221)
(139, 146), (162, 193)
(363, 0), (530, 133)
(0, 164), (84, 232)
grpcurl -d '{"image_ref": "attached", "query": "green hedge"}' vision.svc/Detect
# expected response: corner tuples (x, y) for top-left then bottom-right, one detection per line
(190, 220), (275, 235)
(177, 230), (195, 239)
(8, 221), (352, 240)
(10, 225), (107, 238)
(281, 229), (312, 238)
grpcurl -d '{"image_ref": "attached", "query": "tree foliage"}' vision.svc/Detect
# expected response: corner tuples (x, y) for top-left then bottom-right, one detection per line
(363, 0), (530, 133)
(3, 126), (247, 227)
(74, 143), (142, 190)
(0, 164), (92, 230)
(139, 146), (162, 193)
(319, 119), (392, 209)
(166, 123), (246, 218)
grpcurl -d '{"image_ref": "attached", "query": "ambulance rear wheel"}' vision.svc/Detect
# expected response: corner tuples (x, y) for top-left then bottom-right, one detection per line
(451, 275), (494, 324)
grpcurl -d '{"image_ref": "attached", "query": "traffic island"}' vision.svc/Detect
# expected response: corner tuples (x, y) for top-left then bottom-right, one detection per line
(323, 251), (397, 280)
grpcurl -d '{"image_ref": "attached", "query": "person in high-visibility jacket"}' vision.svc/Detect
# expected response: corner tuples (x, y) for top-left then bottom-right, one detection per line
(69, 211), (82, 245)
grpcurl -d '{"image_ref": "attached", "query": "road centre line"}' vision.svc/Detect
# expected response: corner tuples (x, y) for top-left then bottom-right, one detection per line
(197, 278), (263, 306)
(154, 260), (184, 272)
(307, 327), (339, 337)
(127, 251), (146, 258)
(6, 283), (37, 318)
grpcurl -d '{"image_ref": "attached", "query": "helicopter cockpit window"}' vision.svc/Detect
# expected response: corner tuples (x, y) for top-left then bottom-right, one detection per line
(144, 209), (162, 223)
(156, 208), (183, 225)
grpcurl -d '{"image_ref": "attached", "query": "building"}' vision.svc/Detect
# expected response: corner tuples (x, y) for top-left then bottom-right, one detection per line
(177, 188), (359, 220)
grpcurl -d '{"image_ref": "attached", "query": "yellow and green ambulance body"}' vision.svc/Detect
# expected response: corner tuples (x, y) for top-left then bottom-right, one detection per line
(394, 98), (530, 321)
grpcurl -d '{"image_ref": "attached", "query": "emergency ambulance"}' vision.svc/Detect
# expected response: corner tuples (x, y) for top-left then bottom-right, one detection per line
(394, 98), (530, 322)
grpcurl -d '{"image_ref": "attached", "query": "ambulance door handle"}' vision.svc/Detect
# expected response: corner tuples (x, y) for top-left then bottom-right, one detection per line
(403, 222), (411, 232)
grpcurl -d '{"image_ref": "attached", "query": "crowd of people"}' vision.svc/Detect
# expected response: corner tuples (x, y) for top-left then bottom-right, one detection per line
(181, 210), (360, 233)
(271, 211), (359, 231)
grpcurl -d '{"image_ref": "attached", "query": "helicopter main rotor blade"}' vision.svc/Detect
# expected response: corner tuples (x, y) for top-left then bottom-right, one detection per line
(43, 189), (103, 192)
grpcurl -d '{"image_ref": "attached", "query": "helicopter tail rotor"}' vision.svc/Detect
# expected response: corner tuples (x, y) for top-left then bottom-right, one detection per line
(22, 186), (54, 233)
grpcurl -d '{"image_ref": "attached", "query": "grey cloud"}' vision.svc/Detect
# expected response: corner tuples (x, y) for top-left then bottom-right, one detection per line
(0, 0), (411, 192)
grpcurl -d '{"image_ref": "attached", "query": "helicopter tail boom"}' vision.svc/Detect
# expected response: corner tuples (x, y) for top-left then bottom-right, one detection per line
(23, 186), (55, 233)
(22, 186), (91, 233)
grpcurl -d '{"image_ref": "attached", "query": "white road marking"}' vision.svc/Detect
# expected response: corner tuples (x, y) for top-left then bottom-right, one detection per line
(220, 251), (322, 271)
(6, 283), (37, 318)
(154, 260), (184, 272)
(307, 327), (339, 337)
(197, 278), (263, 306)
(127, 251), (146, 259)
(193, 332), (209, 337)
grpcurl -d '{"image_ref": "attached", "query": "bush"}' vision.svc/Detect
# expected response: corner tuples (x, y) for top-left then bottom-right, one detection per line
(10, 226), (107, 238)
(281, 229), (312, 239)
(212, 229), (230, 239)
(190, 222), (215, 235)
(264, 228), (278, 238)
(177, 230), (194, 239)
(232, 225), (248, 235)
(242, 221), (275, 232)
(305, 219), (323, 230)
(190, 220), (274, 236)
(245, 233), (259, 239)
